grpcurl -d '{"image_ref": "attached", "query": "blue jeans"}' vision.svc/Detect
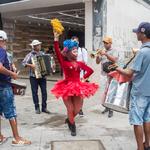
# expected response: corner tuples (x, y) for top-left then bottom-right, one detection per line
(129, 94), (150, 125)
(0, 85), (17, 119)
(30, 76), (47, 110)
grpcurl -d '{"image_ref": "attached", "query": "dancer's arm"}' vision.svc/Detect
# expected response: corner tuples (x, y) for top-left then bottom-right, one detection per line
(79, 62), (93, 79)
(53, 32), (64, 67)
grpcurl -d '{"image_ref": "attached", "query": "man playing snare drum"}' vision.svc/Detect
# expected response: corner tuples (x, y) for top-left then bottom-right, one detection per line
(116, 22), (150, 150)
(0, 30), (31, 146)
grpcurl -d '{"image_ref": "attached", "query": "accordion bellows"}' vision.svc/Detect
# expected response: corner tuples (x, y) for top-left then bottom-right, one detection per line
(31, 54), (51, 78)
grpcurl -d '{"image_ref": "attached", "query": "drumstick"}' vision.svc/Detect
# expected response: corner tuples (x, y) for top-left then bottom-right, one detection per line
(17, 70), (20, 75)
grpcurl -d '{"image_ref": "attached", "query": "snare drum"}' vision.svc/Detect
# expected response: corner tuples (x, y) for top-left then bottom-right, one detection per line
(11, 80), (27, 96)
(103, 79), (131, 114)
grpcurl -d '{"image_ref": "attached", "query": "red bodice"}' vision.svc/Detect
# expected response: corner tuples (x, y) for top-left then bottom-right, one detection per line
(51, 41), (99, 100)
(54, 41), (93, 81)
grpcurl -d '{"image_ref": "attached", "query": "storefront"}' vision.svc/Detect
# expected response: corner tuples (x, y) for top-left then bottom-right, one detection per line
(0, 0), (90, 75)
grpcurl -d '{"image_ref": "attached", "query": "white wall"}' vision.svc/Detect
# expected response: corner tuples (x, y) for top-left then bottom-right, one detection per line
(85, 0), (93, 52)
(107, 0), (150, 52)
(89, 0), (150, 84)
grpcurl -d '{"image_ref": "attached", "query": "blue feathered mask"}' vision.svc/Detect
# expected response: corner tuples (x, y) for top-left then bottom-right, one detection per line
(63, 39), (79, 52)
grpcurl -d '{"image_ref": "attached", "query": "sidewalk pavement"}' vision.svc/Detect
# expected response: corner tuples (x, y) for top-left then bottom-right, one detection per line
(0, 79), (136, 150)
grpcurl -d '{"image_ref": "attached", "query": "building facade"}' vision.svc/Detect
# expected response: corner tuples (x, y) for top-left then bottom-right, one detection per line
(0, 0), (150, 76)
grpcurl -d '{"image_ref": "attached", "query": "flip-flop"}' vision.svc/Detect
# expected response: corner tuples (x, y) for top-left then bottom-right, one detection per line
(0, 136), (8, 145)
(11, 138), (31, 147)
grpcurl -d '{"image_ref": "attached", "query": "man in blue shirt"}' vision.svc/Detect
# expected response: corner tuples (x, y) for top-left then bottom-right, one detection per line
(0, 30), (31, 146)
(116, 22), (150, 150)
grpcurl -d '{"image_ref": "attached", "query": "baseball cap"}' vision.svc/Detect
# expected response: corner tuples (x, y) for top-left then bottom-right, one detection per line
(0, 30), (8, 40)
(102, 36), (112, 44)
(30, 40), (42, 46)
(133, 22), (150, 34)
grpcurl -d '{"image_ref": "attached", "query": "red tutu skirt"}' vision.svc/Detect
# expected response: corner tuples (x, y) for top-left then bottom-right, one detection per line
(51, 80), (99, 100)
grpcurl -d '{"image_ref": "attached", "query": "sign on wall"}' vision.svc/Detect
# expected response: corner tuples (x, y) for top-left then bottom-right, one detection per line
(93, 0), (106, 51)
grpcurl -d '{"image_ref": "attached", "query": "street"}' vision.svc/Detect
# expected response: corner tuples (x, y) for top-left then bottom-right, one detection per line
(0, 79), (136, 150)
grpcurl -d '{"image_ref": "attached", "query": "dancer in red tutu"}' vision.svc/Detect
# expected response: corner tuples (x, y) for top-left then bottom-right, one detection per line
(51, 32), (99, 136)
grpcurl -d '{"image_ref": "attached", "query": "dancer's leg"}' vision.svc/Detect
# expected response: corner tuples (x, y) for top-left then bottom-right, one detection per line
(63, 97), (75, 124)
(72, 96), (83, 117)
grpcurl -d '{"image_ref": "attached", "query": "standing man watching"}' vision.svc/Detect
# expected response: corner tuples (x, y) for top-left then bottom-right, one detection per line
(71, 36), (88, 116)
(96, 36), (118, 118)
(116, 22), (150, 150)
(0, 30), (31, 146)
(22, 40), (50, 114)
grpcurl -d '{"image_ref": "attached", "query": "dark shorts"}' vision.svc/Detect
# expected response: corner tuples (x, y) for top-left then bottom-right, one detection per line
(0, 85), (17, 119)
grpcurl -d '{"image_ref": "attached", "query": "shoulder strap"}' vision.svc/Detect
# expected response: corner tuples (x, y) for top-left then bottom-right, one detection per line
(123, 55), (135, 69)
(143, 45), (150, 49)
(123, 45), (150, 69)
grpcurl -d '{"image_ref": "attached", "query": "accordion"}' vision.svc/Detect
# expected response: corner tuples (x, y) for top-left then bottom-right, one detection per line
(31, 54), (51, 78)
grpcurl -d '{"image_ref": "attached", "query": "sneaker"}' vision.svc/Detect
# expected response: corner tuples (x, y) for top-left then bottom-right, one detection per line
(108, 110), (113, 118)
(101, 108), (109, 114)
(79, 109), (84, 117)
(42, 109), (51, 114)
(35, 108), (41, 114)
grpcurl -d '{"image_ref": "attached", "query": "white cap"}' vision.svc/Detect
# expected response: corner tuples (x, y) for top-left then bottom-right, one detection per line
(0, 30), (8, 40)
(30, 40), (42, 46)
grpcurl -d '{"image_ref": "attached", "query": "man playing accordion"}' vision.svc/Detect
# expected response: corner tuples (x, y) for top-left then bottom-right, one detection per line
(22, 40), (50, 114)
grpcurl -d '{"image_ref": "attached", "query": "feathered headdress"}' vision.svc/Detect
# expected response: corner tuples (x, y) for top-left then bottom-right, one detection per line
(50, 18), (64, 35)
(63, 39), (79, 52)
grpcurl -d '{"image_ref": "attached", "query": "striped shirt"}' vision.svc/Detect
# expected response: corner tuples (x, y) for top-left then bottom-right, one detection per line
(22, 50), (44, 77)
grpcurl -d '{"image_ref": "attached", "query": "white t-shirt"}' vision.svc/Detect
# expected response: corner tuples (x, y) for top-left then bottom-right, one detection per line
(77, 47), (88, 63)
(100, 48), (119, 76)
(77, 47), (88, 78)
